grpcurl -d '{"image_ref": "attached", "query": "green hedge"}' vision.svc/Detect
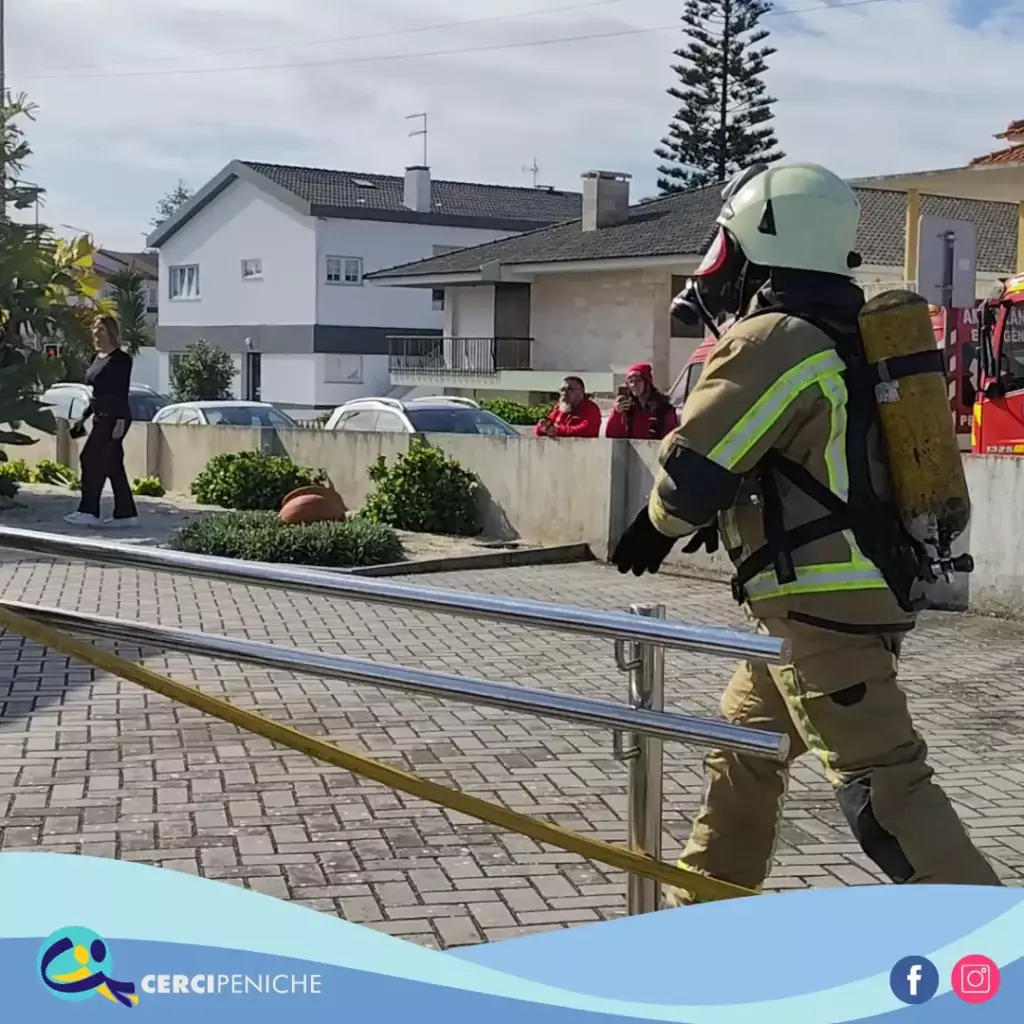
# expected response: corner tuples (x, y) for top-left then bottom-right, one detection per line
(190, 451), (327, 510)
(362, 439), (480, 536)
(171, 511), (404, 567)
(479, 397), (553, 426)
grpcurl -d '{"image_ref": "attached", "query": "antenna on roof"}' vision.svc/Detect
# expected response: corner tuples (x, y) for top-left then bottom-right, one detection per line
(406, 113), (428, 166)
(522, 157), (541, 188)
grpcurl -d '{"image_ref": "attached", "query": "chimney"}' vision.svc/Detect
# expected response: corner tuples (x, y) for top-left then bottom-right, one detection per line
(581, 171), (631, 231)
(404, 166), (431, 212)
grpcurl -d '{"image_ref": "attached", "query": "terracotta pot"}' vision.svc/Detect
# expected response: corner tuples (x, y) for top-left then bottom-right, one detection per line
(278, 486), (347, 525)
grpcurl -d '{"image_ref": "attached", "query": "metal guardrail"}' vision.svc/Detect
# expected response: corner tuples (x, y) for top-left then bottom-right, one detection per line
(0, 528), (789, 662)
(0, 527), (790, 916)
(387, 336), (533, 376)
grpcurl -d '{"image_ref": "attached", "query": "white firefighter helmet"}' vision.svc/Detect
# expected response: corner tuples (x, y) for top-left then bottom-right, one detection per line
(714, 162), (860, 278)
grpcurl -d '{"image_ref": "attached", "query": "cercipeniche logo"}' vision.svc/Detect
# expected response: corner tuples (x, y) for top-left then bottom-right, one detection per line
(38, 927), (139, 1008)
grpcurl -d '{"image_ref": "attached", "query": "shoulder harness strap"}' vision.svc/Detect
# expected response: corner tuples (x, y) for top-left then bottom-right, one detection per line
(727, 305), (929, 612)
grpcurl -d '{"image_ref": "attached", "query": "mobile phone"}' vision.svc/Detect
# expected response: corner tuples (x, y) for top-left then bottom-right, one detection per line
(617, 385), (630, 399)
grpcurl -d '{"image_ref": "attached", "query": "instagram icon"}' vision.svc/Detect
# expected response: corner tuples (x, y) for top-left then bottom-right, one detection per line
(951, 955), (1000, 1004)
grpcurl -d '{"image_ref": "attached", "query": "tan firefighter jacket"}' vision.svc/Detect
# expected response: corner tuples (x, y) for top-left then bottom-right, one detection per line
(648, 306), (916, 632)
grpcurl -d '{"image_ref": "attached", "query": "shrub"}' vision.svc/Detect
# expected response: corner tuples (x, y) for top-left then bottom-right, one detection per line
(30, 459), (75, 486)
(171, 511), (404, 567)
(170, 339), (236, 401)
(479, 397), (554, 426)
(133, 476), (166, 497)
(2, 458), (31, 482)
(190, 450), (327, 510)
(362, 438), (480, 536)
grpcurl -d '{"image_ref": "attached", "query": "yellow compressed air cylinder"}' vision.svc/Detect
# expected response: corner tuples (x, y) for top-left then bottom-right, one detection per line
(857, 289), (970, 549)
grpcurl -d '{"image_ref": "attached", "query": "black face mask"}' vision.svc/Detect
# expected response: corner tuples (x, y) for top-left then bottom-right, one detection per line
(670, 227), (767, 338)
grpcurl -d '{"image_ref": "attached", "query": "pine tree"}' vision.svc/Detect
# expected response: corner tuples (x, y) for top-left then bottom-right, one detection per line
(655, 0), (784, 194)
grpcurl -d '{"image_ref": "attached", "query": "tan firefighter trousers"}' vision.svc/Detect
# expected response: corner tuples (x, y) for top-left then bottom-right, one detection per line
(666, 616), (1000, 906)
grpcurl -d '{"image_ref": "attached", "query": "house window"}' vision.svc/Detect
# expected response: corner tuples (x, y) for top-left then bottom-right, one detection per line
(326, 256), (362, 285)
(241, 258), (263, 280)
(169, 264), (200, 300)
(432, 288), (445, 311)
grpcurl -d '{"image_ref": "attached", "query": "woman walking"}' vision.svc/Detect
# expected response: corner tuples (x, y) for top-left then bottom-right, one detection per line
(64, 316), (139, 528)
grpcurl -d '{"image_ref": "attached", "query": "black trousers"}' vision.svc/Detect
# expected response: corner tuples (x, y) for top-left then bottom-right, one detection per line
(77, 416), (138, 519)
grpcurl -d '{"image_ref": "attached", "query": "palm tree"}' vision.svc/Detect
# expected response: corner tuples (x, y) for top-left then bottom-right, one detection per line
(107, 267), (153, 354)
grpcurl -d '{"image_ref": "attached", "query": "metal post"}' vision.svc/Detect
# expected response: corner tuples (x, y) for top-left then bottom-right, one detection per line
(615, 603), (666, 916)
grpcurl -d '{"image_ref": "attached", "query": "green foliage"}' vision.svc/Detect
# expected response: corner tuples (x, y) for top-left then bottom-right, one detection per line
(169, 339), (237, 402)
(655, 0), (784, 193)
(107, 267), (153, 353)
(2, 458), (30, 482)
(190, 450), (327, 510)
(362, 438), (480, 536)
(132, 475), (165, 497)
(29, 459), (76, 485)
(0, 95), (114, 451)
(150, 179), (193, 231)
(171, 511), (404, 568)
(478, 397), (552, 426)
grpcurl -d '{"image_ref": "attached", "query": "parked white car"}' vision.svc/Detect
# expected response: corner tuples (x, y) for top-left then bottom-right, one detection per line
(323, 396), (519, 437)
(40, 382), (168, 424)
(152, 401), (298, 428)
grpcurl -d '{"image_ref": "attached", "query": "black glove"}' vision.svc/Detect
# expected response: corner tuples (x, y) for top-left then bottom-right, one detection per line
(611, 508), (677, 576)
(68, 420), (86, 440)
(682, 523), (720, 555)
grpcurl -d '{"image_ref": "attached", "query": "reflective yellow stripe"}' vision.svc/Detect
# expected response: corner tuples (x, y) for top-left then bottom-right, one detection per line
(745, 562), (888, 599)
(708, 350), (847, 470)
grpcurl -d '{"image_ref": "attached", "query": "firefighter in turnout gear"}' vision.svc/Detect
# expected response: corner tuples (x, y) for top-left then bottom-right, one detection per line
(612, 162), (1000, 903)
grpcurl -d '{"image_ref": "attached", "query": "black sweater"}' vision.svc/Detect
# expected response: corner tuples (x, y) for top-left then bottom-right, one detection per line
(85, 348), (133, 419)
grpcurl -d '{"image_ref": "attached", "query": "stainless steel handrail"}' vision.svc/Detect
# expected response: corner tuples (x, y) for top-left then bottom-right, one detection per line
(0, 601), (789, 761)
(0, 527), (788, 662)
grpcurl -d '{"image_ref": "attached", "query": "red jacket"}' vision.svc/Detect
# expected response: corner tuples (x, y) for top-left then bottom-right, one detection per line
(605, 400), (679, 440)
(535, 398), (602, 438)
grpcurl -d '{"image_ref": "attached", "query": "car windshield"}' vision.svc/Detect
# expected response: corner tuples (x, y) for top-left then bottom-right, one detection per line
(128, 392), (168, 422)
(203, 406), (297, 427)
(405, 407), (519, 436)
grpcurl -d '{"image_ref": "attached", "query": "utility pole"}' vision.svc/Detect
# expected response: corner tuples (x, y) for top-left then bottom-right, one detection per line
(406, 112), (427, 166)
(522, 157), (540, 188)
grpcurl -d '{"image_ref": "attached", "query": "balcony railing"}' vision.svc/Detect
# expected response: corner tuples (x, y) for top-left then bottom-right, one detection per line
(388, 336), (532, 376)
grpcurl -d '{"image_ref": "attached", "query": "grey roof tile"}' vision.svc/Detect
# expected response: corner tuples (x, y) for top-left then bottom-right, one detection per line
(240, 161), (581, 225)
(368, 184), (1019, 279)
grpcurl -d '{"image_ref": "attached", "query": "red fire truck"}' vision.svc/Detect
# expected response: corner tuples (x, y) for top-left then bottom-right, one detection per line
(971, 273), (1024, 455)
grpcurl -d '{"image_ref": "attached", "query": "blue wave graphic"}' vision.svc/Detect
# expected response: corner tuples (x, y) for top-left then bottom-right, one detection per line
(2, 854), (1021, 1023)
(449, 886), (1024, 1002)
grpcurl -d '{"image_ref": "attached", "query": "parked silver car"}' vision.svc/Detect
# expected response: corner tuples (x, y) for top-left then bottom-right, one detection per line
(323, 396), (518, 436)
(152, 401), (298, 428)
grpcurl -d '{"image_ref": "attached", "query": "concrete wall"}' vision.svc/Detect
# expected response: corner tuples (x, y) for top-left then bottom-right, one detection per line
(20, 424), (1024, 615)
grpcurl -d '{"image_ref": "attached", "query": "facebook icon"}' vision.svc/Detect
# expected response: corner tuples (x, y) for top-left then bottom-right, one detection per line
(890, 956), (940, 1004)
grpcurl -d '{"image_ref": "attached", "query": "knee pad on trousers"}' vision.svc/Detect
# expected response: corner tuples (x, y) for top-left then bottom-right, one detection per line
(835, 776), (914, 884)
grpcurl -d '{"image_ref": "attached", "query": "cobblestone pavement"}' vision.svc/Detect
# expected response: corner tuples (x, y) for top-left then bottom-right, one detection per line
(1, 554), (1023, 950)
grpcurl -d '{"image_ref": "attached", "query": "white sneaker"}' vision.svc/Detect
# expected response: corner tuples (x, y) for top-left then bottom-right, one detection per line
(102, 516), (140, 528)
(63, 511), (101, 527)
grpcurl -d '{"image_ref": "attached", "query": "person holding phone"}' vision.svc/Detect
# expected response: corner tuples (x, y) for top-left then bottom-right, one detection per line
(63, 316), (139, 528)
(605, 362), (679, 439)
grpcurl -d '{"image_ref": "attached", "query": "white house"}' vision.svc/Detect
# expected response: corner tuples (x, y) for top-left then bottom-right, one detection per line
(145, 161), (581, 410)
(366, 169), (1024, 403)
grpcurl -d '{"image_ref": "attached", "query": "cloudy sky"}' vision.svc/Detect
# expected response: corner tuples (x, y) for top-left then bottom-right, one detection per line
(10, 0), (1023, 250)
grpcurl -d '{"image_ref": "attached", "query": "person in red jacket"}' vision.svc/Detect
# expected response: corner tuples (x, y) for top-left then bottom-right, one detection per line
(605, 362), (679, 440)
(535, 376), (602, 438)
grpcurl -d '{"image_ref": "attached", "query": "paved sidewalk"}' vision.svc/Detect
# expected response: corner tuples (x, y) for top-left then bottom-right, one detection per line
(0, 543), (1022, 949)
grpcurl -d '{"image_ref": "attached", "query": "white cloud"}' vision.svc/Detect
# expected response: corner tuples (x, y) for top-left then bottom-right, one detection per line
(9, 0), (1024, 248)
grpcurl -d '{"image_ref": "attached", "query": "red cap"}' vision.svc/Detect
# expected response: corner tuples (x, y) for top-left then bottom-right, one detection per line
(626, 362), (653, 382)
